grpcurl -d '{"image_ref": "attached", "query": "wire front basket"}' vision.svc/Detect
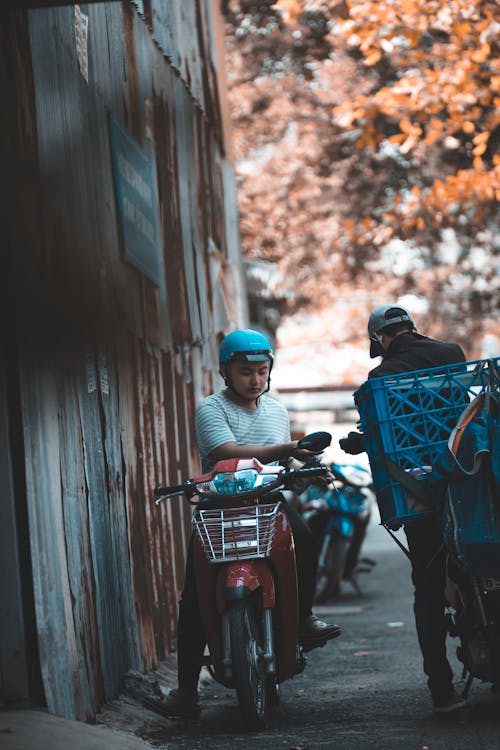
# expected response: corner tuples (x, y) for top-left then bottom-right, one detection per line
(192, 503), (280, 563)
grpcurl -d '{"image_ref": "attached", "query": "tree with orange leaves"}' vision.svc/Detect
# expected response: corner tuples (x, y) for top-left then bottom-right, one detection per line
(328, 0), (499, 257)
(223, 0), (499, 340)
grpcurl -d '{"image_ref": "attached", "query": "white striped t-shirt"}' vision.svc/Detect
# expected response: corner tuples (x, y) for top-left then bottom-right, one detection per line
(195, 390), (291, 472)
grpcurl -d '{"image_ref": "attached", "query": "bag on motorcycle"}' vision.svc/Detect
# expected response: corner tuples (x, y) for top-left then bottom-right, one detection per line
(434, 392), (500, 577)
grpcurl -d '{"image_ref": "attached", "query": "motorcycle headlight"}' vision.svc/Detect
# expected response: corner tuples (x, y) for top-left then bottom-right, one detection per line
(195, 469), (280, 496)
(214, 469), (258, 494)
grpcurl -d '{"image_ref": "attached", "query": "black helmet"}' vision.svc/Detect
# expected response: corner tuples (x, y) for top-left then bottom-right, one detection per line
(368, 305), (414, 358)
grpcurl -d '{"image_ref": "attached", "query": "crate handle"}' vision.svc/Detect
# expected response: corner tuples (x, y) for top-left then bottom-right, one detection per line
(383, 457), (433, 507)
(487, 358), (500, 391)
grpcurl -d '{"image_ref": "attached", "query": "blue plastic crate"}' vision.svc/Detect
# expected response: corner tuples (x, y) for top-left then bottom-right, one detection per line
(354, 357), (500, 529)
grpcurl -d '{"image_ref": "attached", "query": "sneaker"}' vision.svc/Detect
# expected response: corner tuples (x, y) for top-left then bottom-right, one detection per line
(298, 614), (342, 645)
(143, 687), (200, 718)
(433, 689), (467, 714)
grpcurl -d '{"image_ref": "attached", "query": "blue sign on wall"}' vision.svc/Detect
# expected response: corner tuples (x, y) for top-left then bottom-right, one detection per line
(108, 113), (161, 286)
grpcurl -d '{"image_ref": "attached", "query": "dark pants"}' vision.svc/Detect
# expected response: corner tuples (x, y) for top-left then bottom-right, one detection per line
(177, 501), (317, 690)
(404, 516), (454, 702)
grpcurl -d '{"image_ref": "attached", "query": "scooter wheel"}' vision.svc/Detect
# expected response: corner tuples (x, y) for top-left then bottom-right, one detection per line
(315, 536), (350, 602)
(228, 599), (267, 728)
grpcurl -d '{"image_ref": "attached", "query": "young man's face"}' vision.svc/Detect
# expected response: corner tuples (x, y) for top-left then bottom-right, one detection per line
(224, 360), (270, 404)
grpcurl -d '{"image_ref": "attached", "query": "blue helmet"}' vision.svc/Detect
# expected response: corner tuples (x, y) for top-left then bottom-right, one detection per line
(219, 329), (274, 366)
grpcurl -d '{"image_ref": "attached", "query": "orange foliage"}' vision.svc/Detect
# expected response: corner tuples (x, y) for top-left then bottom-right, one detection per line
(223, 0), (500, 337)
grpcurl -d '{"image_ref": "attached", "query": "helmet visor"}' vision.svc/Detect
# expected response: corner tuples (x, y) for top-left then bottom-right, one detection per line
(230, 351), (273, 363)
(369, 336), (385, 359)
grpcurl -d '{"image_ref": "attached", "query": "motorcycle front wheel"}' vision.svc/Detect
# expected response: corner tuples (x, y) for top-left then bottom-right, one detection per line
(228, 598), (267, 728)
(315, 534), (350, 602)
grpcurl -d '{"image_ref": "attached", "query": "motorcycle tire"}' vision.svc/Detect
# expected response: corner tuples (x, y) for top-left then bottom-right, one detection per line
(228, 599), (267, 727)
(315, 535), (350, 603)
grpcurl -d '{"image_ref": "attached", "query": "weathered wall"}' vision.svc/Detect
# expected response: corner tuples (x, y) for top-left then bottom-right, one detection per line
(1, 0), (247, 720)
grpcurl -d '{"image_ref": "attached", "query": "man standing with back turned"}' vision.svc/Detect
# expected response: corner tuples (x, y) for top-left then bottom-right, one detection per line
(340, 304), (467, 713)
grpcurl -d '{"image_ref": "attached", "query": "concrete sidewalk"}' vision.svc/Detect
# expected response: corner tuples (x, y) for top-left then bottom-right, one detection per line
(0, 655), (180, 749)
(0, 709), (152, 750)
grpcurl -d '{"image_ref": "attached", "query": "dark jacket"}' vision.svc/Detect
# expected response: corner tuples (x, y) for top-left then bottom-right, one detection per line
(340, 332), (466, 455)
(368, 332), (466, 379)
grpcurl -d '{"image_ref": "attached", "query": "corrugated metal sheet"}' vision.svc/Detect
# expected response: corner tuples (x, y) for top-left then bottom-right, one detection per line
(2, 0), (249, 720)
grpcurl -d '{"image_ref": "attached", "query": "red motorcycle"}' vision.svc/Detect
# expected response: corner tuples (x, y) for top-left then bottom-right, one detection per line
(154, 432), (332, 727)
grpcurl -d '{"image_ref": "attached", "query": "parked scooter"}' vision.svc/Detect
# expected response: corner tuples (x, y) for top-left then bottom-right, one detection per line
(154, 432), (335, 727)
(438, 390), (500, 698)
(445, 559), (500, 696)
(300, 462), (375, 601)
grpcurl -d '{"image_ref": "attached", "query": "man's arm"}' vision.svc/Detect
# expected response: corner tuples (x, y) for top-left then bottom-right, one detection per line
(208, 440), (314, 465)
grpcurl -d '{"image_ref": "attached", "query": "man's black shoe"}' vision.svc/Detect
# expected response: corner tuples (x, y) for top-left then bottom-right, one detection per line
(143, 688), (201, 718)
(432, 689), (467, 714)
(298, 615), (341, 645)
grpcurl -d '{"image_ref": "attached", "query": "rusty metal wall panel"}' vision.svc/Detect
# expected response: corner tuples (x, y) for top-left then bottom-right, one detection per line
(57, 358), (104, 717)
(19, 332), (196, 717)
(173, 75), (203, 343)
(76, 343), (144, 697)
(3, 0), (245, 721)
(27, 2), (231, 348)
(151, 2), (184, 83)
(27, 4), (155, 340)
(150, 1), (204, 111)
(116, 329), (193, 668)
(27, 8), (119, 319)
(222, 156), (250, 326)
(20, 343), (95, 720)
(151, 76), (190, 346)
(0, 364), (30, 702)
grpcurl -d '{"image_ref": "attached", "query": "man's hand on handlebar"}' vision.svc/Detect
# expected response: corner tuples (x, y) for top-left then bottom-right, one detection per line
(287, 444), (333, 486)
(291, 447), (323, 464)
(289, 440), (325, 463)
(312, 470), (333, 487)
(339, 431), (366, 455)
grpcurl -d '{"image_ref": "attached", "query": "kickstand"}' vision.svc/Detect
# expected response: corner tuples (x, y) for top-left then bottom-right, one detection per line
(347, 575), (362, 596)
(462, 673), (474, 699)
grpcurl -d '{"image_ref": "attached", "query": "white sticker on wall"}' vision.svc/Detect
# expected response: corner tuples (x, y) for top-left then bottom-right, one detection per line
(99, 350), (110, 395)
(86, 353), (97, 394)
(74, 5), (89, 83)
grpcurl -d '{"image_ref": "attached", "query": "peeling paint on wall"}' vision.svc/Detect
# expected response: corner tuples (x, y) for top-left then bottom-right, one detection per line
(1, 0), (248, 720)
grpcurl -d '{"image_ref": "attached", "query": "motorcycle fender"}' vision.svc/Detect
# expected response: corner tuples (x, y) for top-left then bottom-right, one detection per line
(326, 515), (355, 539)
(339, 516), (355, 539)
(216, 560), (275, 614)
(270, 506), (300, 683)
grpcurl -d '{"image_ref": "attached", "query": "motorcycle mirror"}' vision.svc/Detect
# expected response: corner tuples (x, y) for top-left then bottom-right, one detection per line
(297, 431), (332, 453)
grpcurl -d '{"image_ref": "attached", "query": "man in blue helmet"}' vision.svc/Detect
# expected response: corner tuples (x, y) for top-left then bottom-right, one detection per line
(340, 305), (467, 713)
(197, 329), (312, 471)
(160, 329), (341, 717)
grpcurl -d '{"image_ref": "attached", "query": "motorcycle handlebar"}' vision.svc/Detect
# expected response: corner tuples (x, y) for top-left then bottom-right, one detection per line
(154, 484), (185, 496)
(154, 483), (194, 505)
(154, 464), (328, 504)
(286, 465), (328, 480)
